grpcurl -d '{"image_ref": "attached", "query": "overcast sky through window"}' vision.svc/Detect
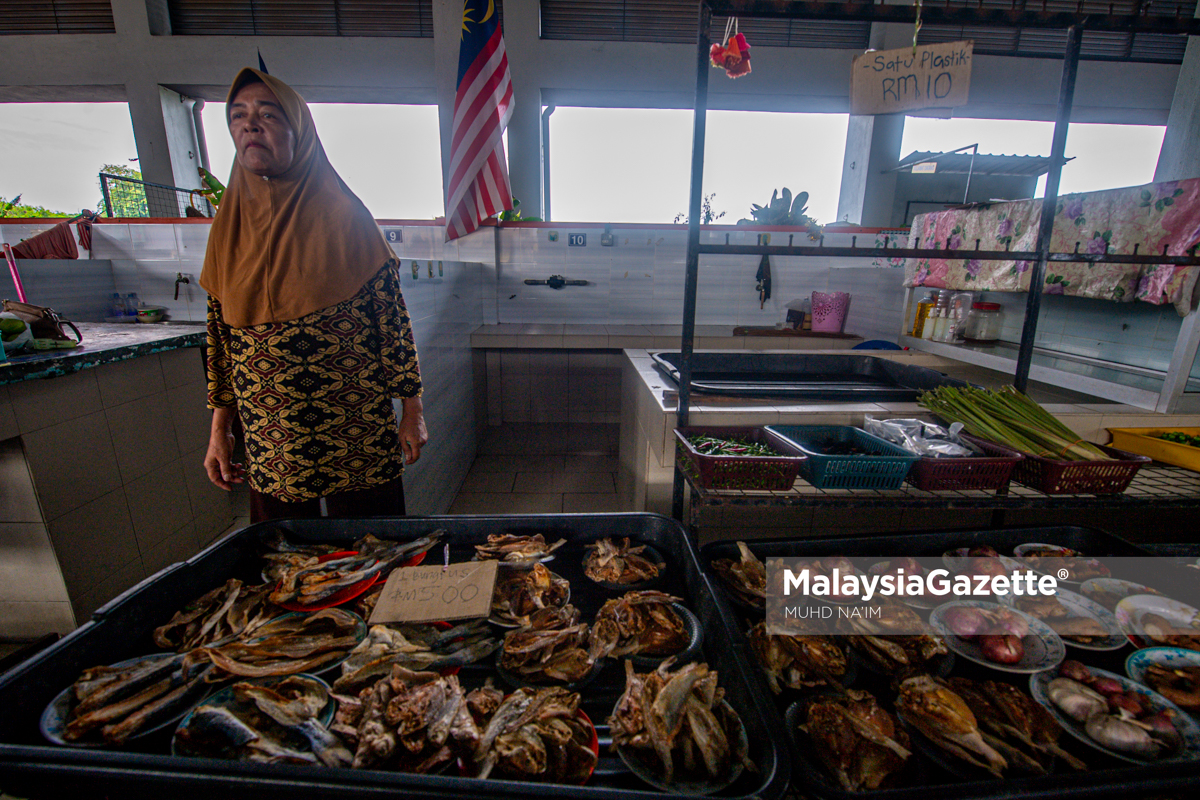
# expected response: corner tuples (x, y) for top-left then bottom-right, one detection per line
(0, 102), (1168, 224)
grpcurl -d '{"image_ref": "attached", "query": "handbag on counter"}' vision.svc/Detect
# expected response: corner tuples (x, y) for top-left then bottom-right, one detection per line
(1, 300), (82, 350)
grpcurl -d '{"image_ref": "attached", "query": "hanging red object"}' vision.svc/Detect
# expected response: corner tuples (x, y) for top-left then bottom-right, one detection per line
(710, 32), (752, 78)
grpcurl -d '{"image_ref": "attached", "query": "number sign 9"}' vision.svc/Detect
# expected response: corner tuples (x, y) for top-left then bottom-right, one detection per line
(381, 227), (403, 244)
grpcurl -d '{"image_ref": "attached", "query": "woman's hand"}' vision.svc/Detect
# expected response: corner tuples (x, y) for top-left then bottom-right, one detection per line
(204, 407), (245, 490)
(399, 396), (429, 465)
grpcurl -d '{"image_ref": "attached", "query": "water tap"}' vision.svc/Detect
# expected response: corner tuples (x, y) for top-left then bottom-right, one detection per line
(175, 272), (191, 301)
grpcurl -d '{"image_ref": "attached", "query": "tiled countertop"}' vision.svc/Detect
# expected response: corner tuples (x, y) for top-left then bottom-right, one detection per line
(471, 324), (864, 350)
(0, 322), (205, 385)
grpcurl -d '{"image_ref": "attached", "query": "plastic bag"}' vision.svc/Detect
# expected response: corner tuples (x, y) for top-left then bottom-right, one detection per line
(864, 417), (982, 458)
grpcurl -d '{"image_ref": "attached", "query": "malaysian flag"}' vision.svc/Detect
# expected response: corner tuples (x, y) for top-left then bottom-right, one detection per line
(446, 0), (514, 241)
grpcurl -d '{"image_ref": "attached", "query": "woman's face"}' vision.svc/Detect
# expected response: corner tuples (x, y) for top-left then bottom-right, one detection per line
(228, 82), (296, 177)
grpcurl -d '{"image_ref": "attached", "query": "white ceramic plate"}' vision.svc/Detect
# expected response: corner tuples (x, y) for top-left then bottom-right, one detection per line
(1125, 647), (1200, 719)
(1115, 594), (1200, 650)
(1029, 666), (1200, 765)
(929, 600), (1066, 674)
(998, 587), (1126, 652)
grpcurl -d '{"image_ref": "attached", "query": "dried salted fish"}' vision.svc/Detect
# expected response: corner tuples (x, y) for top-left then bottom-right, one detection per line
(948, 677), (1086, 773)
(608, 659), (753, 786)
(500, 605), (595, 684)
(268, 532), (442, 607)
(475, 534), (566, 566)
(802, 690), (911, 791)
(896, 675), (1007, 777)
(154, 579), (281, 652)
(588, 591), (690, 661)
(176, 676), (348, 766)
(471, 686), (596, 784)
(65, 650), (213, 745)
(334, 665), (479, 773)
(746, 622), (847, 694)
(202, 608), (363, 680)
(841, 600), (948, 680)
(710, 541), (766, 610)
(491, 564), (571, 626)
(583, 538), (663, 585)
(334, 622), (500, 693)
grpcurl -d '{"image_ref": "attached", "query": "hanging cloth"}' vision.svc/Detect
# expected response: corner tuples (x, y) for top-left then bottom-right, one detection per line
(755, 254), (772, 308)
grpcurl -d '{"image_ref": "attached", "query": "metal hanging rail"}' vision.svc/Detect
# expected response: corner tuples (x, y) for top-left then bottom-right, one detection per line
(671, 0), (1200, 522)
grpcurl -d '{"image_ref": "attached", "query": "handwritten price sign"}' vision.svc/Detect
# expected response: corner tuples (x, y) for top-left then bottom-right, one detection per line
(850, 41), (973, 116)
(369, 560), (498, 624)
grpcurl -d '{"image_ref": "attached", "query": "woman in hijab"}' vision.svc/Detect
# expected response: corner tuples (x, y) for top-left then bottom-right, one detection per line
(200, 68), (426, 522)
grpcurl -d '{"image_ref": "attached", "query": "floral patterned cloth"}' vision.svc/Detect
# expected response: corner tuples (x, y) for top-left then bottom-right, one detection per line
(904, 178), (1200, 315)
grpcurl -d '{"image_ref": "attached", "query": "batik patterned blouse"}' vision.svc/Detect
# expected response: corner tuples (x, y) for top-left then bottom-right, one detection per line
(206, 262), (421, 502)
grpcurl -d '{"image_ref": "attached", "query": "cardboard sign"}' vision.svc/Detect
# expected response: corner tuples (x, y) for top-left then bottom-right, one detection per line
(369, 559), (498, 624)
(850, 41), (973, 116)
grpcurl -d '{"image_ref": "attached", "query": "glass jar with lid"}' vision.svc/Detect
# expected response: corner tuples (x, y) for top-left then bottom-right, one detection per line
(962, 301), (1004, 343)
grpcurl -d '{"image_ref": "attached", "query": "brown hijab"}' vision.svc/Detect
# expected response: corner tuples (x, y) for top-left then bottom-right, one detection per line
(199, 68), (395, 328)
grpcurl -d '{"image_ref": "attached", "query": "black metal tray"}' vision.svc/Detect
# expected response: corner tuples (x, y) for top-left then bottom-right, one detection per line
(0, 514), (788, 800)
(650, 352), (969, 400)
(699, 526), (1200, 800)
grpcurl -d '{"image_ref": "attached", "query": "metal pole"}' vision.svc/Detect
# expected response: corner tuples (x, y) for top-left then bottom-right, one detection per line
(1014, 24), (1081, 394)
(671, 1), (712, 523)
(963, 143), (978, 204)
(541, 105), (555, 221)
(100, 173), (114, 218)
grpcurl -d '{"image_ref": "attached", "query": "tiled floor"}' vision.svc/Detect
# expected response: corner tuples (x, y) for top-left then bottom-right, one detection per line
(217, 423), (623, 526)
(448, 423), (621, 515)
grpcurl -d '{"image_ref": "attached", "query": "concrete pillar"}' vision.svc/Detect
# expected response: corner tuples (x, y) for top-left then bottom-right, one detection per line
(1154, 8), (1200, 182)
(124, 81), (203, 193)
(502, 2), (545, 219)
(432, 0), (463, 214)
(835, 24), (907, 227)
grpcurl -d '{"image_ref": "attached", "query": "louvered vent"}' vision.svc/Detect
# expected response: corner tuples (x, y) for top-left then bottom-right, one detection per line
(920, 23), (1188, 63)
(166, 0), (440, 37)
(541, 1), (870, 48)
(0, 0), (115, 34)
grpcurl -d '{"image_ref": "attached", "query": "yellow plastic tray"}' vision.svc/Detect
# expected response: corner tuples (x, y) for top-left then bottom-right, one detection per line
(1106, 426), (1200, 472)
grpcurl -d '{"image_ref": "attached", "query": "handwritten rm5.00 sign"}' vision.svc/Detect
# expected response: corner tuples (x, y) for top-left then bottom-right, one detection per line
(850, 41), (973, 116)
(369, 559), (498, 624)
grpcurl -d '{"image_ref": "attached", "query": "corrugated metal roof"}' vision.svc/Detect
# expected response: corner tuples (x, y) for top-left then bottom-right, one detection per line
(897, 150), (1069, 177)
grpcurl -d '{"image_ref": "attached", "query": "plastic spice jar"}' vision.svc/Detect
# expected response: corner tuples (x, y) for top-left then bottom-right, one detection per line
(963, 301), (1004, 342)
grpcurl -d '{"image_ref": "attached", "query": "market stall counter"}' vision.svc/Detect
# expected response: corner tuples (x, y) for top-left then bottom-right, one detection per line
(701, 526), (1200, 799)
(0, 514), (788, 800)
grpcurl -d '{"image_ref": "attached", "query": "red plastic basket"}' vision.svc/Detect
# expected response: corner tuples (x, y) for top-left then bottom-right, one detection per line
(905, 433), (1024, 492)
(675, 426), (806, 491)
(1009, 442), (1150, 495)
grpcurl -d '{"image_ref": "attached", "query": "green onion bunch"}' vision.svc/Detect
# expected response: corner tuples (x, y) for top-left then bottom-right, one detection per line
(918, 385), (1112, 462)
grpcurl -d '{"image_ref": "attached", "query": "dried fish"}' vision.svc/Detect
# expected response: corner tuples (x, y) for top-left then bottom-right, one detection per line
(334, 622), (500, 694)
(154, 580), (281, 652)
(471, 686), (596, 784)
(709, 542), (766, 610)
(842, 600), (949, 681)
(500, 605), (595, 685)
(475, 534), (566, 566)
(609, 659), (753, 786)
(268, 532), (442, 607)
(896, 675), (1008, 777)
(491, 564), (570, 626)
(336, 665), (480, 773)
(175, 676), (347, 766)
(949, 677), (1087, 773)
(201, 608), (363, 680)
(65, 651), (213, 745)
(583, 538), (663, 585)
(802, 690), (911, 791)
(746, 622), (847, 693)
(588, 591), (690, 661)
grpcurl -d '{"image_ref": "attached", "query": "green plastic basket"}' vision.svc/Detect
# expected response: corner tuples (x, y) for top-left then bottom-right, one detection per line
(764, 425), (919, 490)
